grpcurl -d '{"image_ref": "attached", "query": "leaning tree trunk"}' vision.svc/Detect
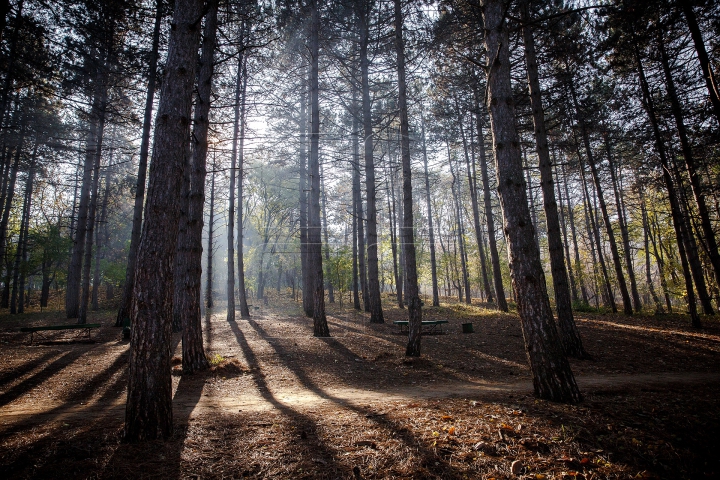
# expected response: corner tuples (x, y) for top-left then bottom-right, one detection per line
(554, 159), (579, 303)
(569, 81), (632, 315)
(481, 0), (580, 402)
(394, 0), (422, 356)
(449, 148), (471, 305)
(521, 3), (587, 358)
(659, 34), (720, 298)
(309, 0), (329, 337)
(116, 1), (162, 327)
(386, 156), (403, 309)
(682, 2), (720, 127)
(360, 6), (383, 323)
(634, 45), (701, 327)
(178, 0), (218, 373)
(124, 0), (204, 442)
(475, 100), (507, 311)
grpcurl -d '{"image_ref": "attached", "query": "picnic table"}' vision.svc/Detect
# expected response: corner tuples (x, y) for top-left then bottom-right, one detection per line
(393, 320), (448, 335)
(20, 323), (101, 344)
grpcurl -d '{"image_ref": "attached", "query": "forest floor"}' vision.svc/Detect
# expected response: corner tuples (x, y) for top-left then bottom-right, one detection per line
(0, 293), (719, 479)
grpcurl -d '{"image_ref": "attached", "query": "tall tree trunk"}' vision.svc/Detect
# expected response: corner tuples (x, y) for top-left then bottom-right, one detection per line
(671, 156), (715, 315)
(569, 82), (632, 315)
(640, 194), (664, 314)
(386, 155), (403, 308)
(604, 135), (641, 312)
(561, 162), (589, 304)
(309, 0), (329, 336)
(449, 145), (471, 305)
(299, 77), (312, 316)
(79, 91), (108, 325)
(93, 141), (113, 311)
(682, 2), (720, 126)
(360, 7), (383, 324)
(579, 158), (616, 311)
(351, 93), (362, 310)
(116, 1), (162, 327)
(554, 159), (579, 303)
(648, 214), (672, 313)
(634, 45), (701, 327)
(457, 101), (492, 302)
(178, 0), (217, 373)
(206, 167), (215, 309)
(0, 112), (24, 293)
(320, 161), (334, 303)
(394, 0), (422, 355)
(658, 34), (720, 297)
(421, 113), (440, 306)
(481, 0), (580, 403)
(10, 150), (34, 314)
(475, 102), (507, 311)
(521, 3), (587, 358)
(124, 0), (204, 442)
(236, 58), (250, 318)
(227, 24), (247, 323)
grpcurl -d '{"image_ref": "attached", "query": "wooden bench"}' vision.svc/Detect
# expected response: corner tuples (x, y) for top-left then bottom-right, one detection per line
(392, 320), (449, 335)
(20, 323), (101, 344)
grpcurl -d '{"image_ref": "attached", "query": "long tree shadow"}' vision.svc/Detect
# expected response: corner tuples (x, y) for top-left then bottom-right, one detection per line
(0, 350), (60, 388)
(245, 319), (469, 479)
(228, 319), (346, 476)
(0, 347), (91, 408)
(0, 348), (130, 477)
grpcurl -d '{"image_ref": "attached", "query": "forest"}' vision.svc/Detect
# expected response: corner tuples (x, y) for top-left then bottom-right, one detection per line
(0, 0), (719, 478)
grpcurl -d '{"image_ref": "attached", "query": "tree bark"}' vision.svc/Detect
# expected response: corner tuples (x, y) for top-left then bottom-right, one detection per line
(116, 1), (162, 327)
(0, 112), (24, 293)
(521, 3), (587, 357)
(309, 0), (329, 336)
(124, 0), (204, 441)
(449, 144), (471, 305)
(561, 162), (589, 304)
(481, 0), (580, 402)
(178, 0), (218, 373)
(475, 102), (507, 311)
